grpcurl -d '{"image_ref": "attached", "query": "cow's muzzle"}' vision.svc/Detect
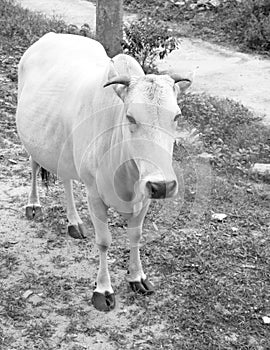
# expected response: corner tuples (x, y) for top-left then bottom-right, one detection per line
(146, 180), (177, 199)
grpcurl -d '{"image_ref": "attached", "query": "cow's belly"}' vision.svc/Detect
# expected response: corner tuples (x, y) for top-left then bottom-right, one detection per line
(16, 87), (79, 180)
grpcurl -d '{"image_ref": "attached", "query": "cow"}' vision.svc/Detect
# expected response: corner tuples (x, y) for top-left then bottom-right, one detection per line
(16, 33), (192, 311)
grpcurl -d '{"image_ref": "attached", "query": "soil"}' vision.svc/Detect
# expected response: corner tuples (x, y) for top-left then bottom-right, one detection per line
(1, 1), (269, 349)
(0, 140), (138, 349)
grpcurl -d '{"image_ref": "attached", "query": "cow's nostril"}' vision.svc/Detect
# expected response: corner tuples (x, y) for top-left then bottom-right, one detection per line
(167, 180), (177, 193)
(146, 181), (154, 197)
(146, 180), (177, 199)
(146, 181), (160, 197)
(146, 181), (165, 199)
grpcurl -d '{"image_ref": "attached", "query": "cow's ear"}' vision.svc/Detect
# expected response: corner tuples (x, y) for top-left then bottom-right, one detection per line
(104, 76), (130, 101)
(175, 78), (192, 93)
(174, 78), (192, 104)
(104, 64), (130, 101)
(169, 72), (193, 101)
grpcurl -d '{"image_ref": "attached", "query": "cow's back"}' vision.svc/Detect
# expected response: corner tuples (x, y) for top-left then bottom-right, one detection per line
(17, 33), (108, 97)
(16, 33), (113, 179)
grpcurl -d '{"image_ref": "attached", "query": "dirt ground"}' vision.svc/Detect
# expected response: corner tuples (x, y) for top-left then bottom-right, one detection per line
(16, 0), (270, 125)
(0, 137), (144, 349)
(1, 1), (269, 349)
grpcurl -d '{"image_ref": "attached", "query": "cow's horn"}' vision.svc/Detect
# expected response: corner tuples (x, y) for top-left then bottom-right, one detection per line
(104, 75), (130, 88)
(169, 73), (192, 84)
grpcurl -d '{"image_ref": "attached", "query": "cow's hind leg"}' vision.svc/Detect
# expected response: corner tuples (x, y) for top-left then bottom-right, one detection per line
(63, 180), (88, 239)
(126, 203), (155, 295)
(87, 190), (115, 312)
(25, 157), (42, 219)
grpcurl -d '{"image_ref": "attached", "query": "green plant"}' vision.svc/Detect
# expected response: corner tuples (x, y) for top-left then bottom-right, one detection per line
(0, 1), (94, 83)
(177, 93), (270, 177)
(216, 0), (270, 52)
(123, 0), (202, 21)
(123, 0), (270, 55)
(0, 0), (93, 54)
(122, 16), (178, 73)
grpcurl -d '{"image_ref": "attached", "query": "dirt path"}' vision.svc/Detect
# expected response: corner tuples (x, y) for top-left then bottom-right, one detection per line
(159, 38), (270, 124)
(17, 0), (270, 125)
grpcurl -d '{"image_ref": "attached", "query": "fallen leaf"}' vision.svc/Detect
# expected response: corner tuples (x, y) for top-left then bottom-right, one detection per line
(22, 290), (34, 299)
(8, 240), (19, 245)
(152, 222), (158, 231)
(242, 264), (256, 269)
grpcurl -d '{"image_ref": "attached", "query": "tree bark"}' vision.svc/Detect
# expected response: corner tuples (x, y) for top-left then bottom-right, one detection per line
(96, 0), (123, 58)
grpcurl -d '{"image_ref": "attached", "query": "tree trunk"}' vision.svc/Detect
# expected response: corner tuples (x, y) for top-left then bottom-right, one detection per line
(96, 0), (123, 58)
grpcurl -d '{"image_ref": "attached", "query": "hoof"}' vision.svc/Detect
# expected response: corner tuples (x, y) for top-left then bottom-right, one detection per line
(92, 291), (115, 312)
(68, 223), (88, 239)
(129, 277), (155, 295)
(25, 205), (42, 219)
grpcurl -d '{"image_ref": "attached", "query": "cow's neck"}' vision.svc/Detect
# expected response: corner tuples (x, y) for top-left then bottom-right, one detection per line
(110, 119), (140, 202)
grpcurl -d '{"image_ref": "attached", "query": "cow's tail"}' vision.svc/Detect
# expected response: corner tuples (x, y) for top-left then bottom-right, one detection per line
(40, 167), (51, 188)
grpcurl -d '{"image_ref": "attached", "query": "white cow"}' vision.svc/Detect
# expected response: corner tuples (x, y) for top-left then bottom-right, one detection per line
(16, 33), (191, 311)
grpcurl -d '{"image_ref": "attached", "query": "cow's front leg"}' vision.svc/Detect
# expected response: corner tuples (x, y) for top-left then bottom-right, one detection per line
(126, 203), (155, 295)
(87, 192), (115, 312)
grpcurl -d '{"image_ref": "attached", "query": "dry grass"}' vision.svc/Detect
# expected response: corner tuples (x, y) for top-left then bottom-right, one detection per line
(0, 1), (270, 349)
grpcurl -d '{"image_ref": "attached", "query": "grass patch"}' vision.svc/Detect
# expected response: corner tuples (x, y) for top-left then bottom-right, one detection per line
(178, 93), (270, 178)
(0, 0), (93, 82)
(0, 1), (269, 349)
(123, 0), (270, 55)
(132, 177), (270, 349)
(0, 249), (20, 277)
(0, 0), (67, 52)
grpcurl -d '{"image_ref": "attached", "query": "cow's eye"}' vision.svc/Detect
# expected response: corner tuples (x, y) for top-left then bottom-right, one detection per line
(127, 115), (136, 124)
(174, 113), (181, 122)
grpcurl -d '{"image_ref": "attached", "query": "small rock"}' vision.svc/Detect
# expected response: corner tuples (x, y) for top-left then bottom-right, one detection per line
(251, 163), (270, 176)
(231, 227), (239, 234)
(28, 294), (43, 306)
(211, 213), (227, 221)
(262, 316), (270, 324)
(196, 152), (214, 160)
(248, 336), (258, 347)
(175, 1), (185, 6)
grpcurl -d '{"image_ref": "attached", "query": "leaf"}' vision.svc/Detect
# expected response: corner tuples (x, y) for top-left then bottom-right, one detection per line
(22, 290), (34, 299)
(152, 222), (159, 231)
(8, 158), (17, 164)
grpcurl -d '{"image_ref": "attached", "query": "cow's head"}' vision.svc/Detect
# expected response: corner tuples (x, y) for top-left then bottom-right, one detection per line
(104, 73), (192, 203)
